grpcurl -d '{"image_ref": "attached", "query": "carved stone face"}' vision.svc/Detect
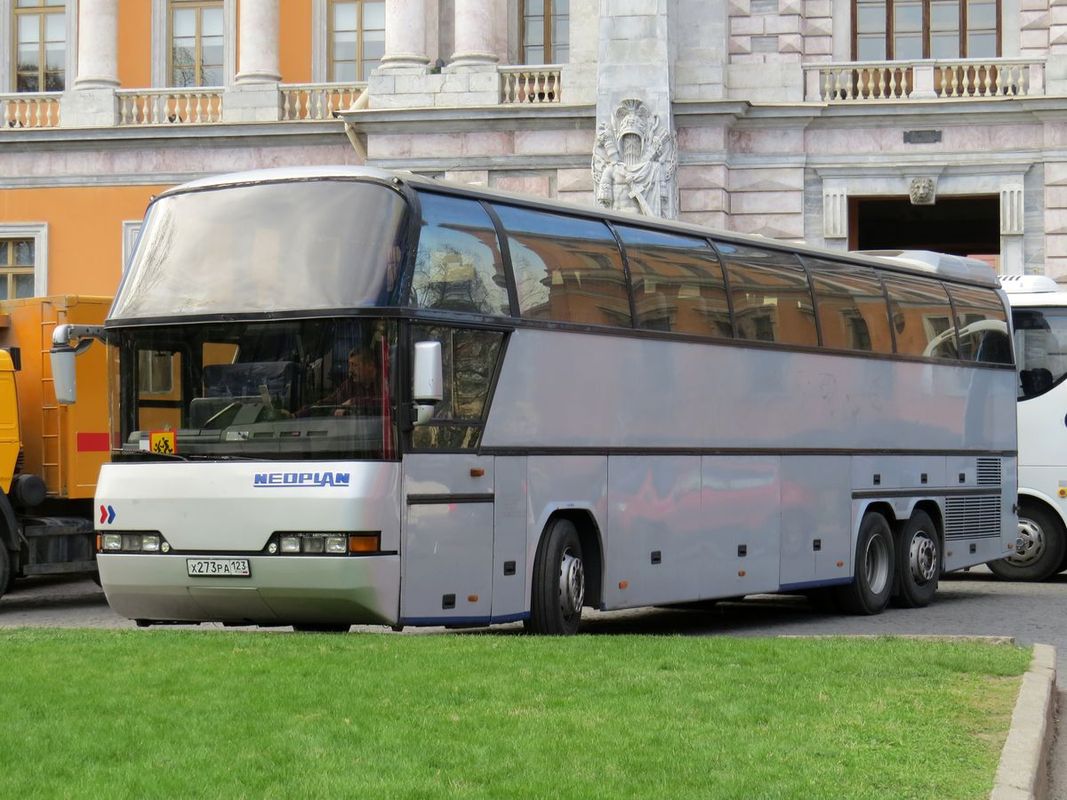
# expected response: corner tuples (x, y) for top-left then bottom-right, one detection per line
(909, 177), (936, 205)
(621, 132), (641, 167)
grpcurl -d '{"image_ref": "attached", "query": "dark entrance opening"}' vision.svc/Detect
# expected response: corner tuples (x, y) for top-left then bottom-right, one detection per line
(850, 195), (1000, 266)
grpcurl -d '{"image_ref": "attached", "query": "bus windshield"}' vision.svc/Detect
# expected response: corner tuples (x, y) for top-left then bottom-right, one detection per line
(112, 179), (408, 320)
(113, 318), (397, 461)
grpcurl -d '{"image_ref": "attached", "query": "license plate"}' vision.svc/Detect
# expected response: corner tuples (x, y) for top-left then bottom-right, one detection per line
(187, 558), (251, 577)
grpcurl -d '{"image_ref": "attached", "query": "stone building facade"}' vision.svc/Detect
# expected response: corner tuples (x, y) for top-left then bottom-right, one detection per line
(0, 0), (1063, 297)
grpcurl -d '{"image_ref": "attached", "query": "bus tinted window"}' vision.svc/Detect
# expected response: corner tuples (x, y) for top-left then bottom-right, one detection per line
(617, 226), (732, 337)
(804, 258), (893, 354)
(493, 204), (632, 327)
(948, 285), (1013, 364)
(410, 325), (504, 450)
(410, 193), (510, 316)
(715, 243), (817, 346)
(1013, 307), (1067, 399)
(882, 275), (956, 358)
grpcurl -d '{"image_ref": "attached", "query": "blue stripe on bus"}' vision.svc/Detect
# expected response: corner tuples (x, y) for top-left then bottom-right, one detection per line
(778, 577), (854, 592)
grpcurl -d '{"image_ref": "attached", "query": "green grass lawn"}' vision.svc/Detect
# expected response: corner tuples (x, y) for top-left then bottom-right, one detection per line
(0, 630), (1028, 799)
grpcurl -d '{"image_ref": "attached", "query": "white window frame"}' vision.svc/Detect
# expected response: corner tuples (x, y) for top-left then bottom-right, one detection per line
(152, 0), (236, 88)
(122, 220), (142, 273)
(0, 223), (48, 297)
(0, 0), (78, 93)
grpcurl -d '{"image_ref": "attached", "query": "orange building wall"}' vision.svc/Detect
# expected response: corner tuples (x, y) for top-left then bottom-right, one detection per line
(117, 0), (152, 89)
(0, 186), (171, 296)
(279, 2), (313, 83)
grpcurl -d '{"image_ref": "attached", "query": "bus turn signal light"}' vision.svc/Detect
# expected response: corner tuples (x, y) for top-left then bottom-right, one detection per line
(348, 533), (381, 553)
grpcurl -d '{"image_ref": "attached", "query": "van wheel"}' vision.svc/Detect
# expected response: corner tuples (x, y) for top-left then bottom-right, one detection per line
(893, 511), (940, 608)
(0, 545), (10, 598)
(835, 512), (895, 615)
(525, 518), (584, 635)
(989, 502), (1066, 582)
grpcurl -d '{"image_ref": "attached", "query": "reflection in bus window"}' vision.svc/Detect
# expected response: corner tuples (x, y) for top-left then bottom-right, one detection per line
(805, 258), (893, 354)
(410, 193), (510, 316)
(1013, 307), (1067, 400)
(493, 204), (631, 327)
(948, 285), (1012, 364)
(883, 274), (955, 358)
(410, 325), (504, 450)
(617, 226), (732, 337)
(715, 242), (817, 346)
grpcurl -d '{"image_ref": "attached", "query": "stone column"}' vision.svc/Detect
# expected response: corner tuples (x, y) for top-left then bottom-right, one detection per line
(235, 0), (281, 83)
(379, 0), (430, 71)
(225, 0), (282, 122)
(63, 0), (119, 127)
(450, 0), (498, 68)
(74, 0), (118, 89)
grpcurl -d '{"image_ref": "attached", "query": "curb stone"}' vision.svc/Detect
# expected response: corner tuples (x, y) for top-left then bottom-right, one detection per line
(991, 643), (1057, 800)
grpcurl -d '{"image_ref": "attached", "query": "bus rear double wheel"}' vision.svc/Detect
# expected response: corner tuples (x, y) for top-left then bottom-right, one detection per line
(835, 512), (895, 615)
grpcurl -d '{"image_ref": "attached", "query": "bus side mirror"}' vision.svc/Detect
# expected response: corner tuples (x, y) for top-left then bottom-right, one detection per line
(50, 324), (105, 406)
(412, 341), (442, 426)
(51, 348), (77, 405)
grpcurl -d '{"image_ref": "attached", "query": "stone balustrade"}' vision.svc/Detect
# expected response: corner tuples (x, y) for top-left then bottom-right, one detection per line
(499, 66), (563, 104)
(117, 88), (224, 125)
(805, 58), (1044, 102)
(1, 93), (61, 129)
(280, 83), (366, 121)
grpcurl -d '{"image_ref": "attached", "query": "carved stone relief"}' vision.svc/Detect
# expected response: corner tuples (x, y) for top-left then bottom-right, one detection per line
(592, 98), (678, 218)
(908, 177), (937, 205)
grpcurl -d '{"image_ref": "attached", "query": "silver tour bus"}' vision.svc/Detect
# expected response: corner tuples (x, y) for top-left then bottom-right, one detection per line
(52, 167), (1018, 633)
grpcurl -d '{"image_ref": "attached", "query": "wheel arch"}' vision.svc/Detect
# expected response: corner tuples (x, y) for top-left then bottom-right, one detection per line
(535, 507), (604, 610)
(1018, 489), (1067, 531)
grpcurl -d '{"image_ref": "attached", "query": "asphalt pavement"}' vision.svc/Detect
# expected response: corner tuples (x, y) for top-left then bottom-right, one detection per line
(3, 567), (1066, 795)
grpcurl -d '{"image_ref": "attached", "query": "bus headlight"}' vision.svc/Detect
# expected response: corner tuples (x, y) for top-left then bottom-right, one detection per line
(98, 532), (170, 553)
(102, 534), (122, 551)
(280, 536), (301, 553)
(325, 535), (347, 554)
(270, 533), (376, 555)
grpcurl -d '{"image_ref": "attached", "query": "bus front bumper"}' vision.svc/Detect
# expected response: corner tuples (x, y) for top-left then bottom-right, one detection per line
(98, 553), (400, 627)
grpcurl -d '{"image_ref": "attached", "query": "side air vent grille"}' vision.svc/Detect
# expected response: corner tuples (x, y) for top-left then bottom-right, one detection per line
(944, 495), (1001, 540)
(977, 458), (1002, 486)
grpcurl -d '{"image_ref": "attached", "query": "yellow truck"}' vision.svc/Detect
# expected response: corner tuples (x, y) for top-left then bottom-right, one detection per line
(0, 296), (110, 598)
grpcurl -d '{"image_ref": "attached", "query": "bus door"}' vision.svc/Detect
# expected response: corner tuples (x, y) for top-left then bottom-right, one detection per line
(401, 453), (495, 623)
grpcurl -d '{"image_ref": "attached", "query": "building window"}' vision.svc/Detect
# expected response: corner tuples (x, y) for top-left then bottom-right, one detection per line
(14, 0), (65, 92)
(169, 0), (224, 87)
(328, 0), (384, 81)
(853, 0), (999, 60)
(520, 0), (568, 65)
(0, 238), (36, 299)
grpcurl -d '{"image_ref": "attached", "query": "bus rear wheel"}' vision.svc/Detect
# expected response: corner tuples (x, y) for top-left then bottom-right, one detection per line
(893, 511), (940, 608)
(988, 502), (1066, 582)
(835, 512), (895, 615)
(525, 518), (585, 635)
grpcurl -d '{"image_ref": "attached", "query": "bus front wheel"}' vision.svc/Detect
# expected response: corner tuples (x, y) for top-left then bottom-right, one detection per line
(988, 502), (1066, 582)
(526, 518), (585, 635)
(835, 512), (895, 615)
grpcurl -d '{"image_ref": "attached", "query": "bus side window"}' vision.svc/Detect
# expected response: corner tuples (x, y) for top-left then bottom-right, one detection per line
(882, 274), (956, 359)
(616, 225), (732, 338)
(803, 258), (893, 354)
(946, 285), (1012, 365)
(410, 192), (510, 316)
(493, 204), (632, 328)
(714, 242), (818, 347)
(410, 325), (504, 450)
(1014, 308), (1067, 400)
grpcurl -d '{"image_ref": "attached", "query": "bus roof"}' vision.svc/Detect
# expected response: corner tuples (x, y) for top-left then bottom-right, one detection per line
(158, 166), (1001, 289)
(1000, 274), (1067, 306)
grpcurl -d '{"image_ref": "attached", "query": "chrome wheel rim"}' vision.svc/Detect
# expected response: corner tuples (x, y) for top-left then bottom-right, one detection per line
(1008, 518), (1045, 566)
(909, 532), (938, 584)
(559, 547), (585, 620)
(864, 533), (890, 594)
